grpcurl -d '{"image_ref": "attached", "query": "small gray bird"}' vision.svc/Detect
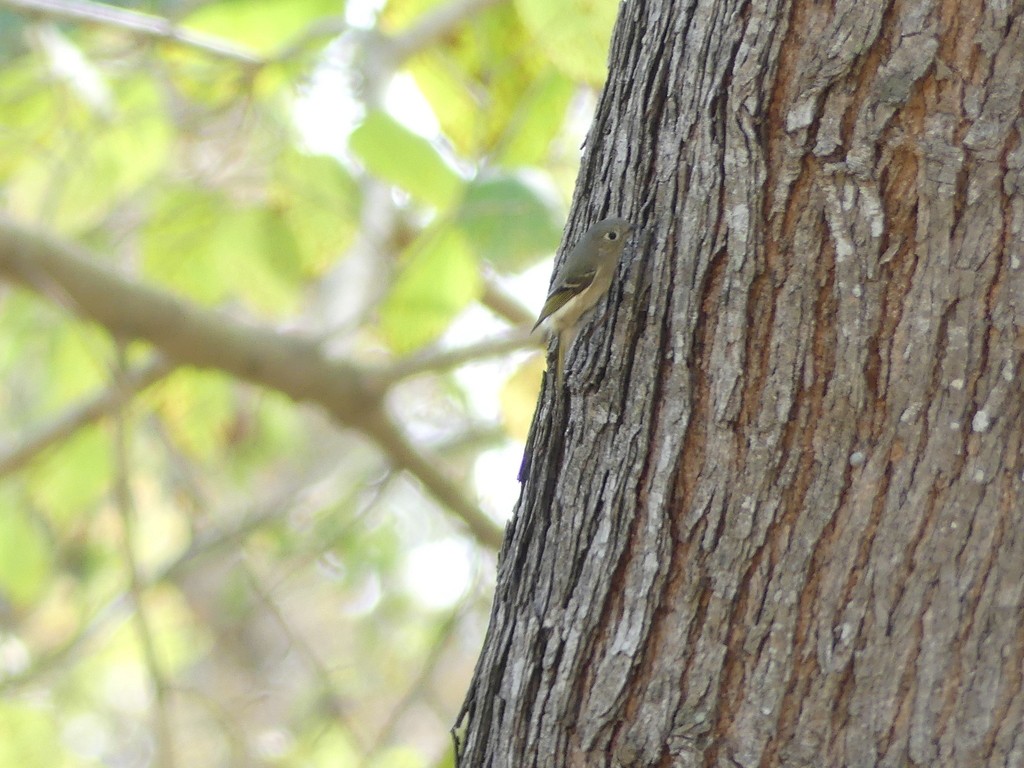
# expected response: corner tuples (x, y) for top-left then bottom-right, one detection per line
(533, 217), (633, 386)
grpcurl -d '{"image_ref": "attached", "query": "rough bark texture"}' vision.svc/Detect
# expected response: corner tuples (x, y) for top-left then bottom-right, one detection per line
(457, 0), (1024, 766)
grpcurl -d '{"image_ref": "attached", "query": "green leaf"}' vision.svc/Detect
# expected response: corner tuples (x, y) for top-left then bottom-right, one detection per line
(272, 150), (361, 273)
(142, 188), (233, 305)
(46, 325), (111, 408)
(0, 498), (53, 608)
(0, 297), (103, 423)
(0, 702), (68, 768)
(27, 427), (111, 526)
(0, 14), (28, 65)
(456, 175), (563, 272)
(514, 0), (619, 84)
(379, 227), (480, 352)
(349, 111), (462, 208)
(406, 54), (482, 155)
(182, 0), (340, 56)
(6, 77), (170, 234)
(366, 746), (426, 768)
(0, 58), (65, 180)
(226, 390), (306, 476)
(215, 206), (306, 313)
(159, 46), (254, 107)
(145, 586), (211, 676)
(289, 724), (360, 767)
(148, 370), (235, 461)
(381, 0), (447, 31)
(143, 187), (310, 314)
(496, 69), (575, 165)
(407, 6), (547, 157)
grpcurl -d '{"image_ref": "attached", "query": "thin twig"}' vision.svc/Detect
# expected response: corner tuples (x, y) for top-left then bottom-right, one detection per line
(0, 462), (383, 694)
(2, 0), (507, 70)
(0, 355), (173, 478)
(430, 424), (508, 456)
(364, 597), (471, 758)
(481, 275), (536, 326)
(172, 686), (252, 765)
(370, 327), (540, 388)
(240, 562), (370, 750)
(271, 16), (348, 62)
(111, 345), (175, 768)
(365, 409), (504, 549)
(0, 0), (263, 64)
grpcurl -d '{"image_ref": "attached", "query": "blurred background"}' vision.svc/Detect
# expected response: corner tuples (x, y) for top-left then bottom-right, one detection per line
(0, 0), (616, 765)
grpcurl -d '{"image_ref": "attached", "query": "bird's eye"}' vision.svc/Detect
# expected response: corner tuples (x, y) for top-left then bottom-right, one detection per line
(606, 231), (619, 241)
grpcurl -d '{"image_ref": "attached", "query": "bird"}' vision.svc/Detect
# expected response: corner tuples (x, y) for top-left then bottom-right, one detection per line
(532, 217), (633, 386)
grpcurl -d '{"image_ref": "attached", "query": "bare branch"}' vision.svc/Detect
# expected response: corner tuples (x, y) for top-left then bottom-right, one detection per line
(368, 597), (470, 753)
(111, 347), (174, 768)
(0, 214), (504, 549)
(430, 424), (508, 456)
(365, 409), (505, 549)
(240, 562), (370, 749)
(1, 0), (508, 73)
(0, 213), (379, 422)
(371, 327), (541, 387)
(0, 355), (173, 478)
(481, 274), (537, 326)
(0, 0), (263, 64)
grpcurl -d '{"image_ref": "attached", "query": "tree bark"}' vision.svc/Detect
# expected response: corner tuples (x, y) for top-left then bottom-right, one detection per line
(456, 0), (1024, 766)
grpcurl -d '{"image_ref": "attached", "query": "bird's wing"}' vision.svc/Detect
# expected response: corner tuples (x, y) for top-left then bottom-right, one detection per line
(532, 268), (597, 330)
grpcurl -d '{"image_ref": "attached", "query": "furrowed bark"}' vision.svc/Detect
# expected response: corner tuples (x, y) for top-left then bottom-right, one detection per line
(457, 1), (1024, 766)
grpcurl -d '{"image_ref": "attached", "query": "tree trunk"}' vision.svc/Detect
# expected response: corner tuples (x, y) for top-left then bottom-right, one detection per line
(456, 0), (1024, 765)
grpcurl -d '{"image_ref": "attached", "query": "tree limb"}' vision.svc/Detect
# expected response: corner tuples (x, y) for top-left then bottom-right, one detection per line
(0, 355), (173, 477)
(481, 274), (536, 326)
(0, 0), (263, 64)
(371, 327), (540, 387)
(0, 214), (504, 550)
(365, 408), (505, 549)
(2, 0), (509, 72)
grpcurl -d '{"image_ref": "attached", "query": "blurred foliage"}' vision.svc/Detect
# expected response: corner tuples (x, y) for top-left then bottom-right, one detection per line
(0, 0), (617, 765)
